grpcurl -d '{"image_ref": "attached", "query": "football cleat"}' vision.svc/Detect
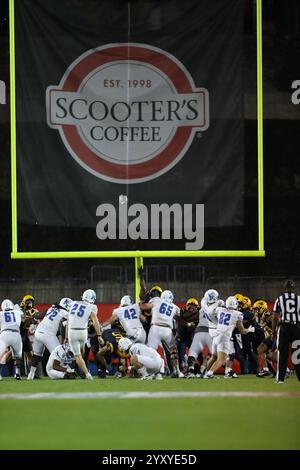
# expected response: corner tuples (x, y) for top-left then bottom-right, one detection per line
(224, 370), (239, 378)
(15, 373), (21, 380)
(256, 370), (270, 378)
(186, 372), (195, 378)
(171, 370), (185, 378)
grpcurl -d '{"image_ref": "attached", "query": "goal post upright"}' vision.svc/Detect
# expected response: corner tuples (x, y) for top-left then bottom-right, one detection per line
(9, 0), (265, 299)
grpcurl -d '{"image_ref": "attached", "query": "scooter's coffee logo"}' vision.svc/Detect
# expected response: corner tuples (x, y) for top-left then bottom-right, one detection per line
(47, 43), (209, 183)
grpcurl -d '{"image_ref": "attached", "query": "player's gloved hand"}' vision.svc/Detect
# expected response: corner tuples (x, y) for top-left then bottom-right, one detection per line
(247, 326), (255, 333)
(66, 367), (75, 373)
(138, 266), (146, 280)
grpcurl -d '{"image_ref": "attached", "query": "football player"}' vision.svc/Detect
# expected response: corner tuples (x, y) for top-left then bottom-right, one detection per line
(201, 289), (224, 373)
(19, 294), (39, 370)
(140, 289), (183, 377)
(95, 327), (127, 377)
(255, 302), (277, 377)
(102, 295), (146, 344)
(205, 296), (254, 378)
(0, 299), (23, 380)
(137, 266), (177, 374)
(186, 296), (213, 377)
(138, 265), (162, 336)
(118, 337), (165, 379)
(176, 298), (200, 372)
(46, 343), (76, 379)
(67, 289), (102, 380)
(27, 297), (72, 380)
(234, 293), (261, 374)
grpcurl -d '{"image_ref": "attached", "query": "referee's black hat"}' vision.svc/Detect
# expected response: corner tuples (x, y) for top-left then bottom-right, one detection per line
(284, 279), (295, 291)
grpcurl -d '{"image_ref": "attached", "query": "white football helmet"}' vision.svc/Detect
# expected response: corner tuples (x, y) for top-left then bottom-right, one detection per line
(120, 295), (133, 307)
(118, 337), (133, 352)
(82, 289), (96, 304)
(1, 299), (14, 311)
(59, 297), (73, 311)
(226, 296), (238, 310)
(204, 289), (219, 305)
(161, 290), (174, 303)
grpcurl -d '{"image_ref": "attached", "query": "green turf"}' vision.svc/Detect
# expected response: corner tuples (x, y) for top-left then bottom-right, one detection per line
(0, 376), (299, 450)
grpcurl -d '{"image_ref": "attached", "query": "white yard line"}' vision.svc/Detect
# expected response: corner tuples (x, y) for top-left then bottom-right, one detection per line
(0, 391), (299, 400)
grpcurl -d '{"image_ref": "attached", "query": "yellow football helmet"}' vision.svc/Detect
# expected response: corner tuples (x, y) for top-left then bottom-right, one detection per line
(243, 296), (251, 310)
(186, 298), (199, 307)
(149, 285), (162, 298)
(186, 298), (199, 312)
(253, 300), (268, 317)
(21, 294), (35, 309)
(234, 293), (251, 310)
(234, 293), (244, 302)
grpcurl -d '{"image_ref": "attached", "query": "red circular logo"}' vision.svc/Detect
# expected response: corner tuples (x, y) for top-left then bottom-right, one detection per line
(47, 43), (209, 183)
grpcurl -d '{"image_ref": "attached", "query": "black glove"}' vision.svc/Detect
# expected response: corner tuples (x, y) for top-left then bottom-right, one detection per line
(138, 266), (146, 280)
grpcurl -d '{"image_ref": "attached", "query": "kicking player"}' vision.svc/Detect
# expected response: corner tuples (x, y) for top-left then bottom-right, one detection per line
(67, 289), (102, 380)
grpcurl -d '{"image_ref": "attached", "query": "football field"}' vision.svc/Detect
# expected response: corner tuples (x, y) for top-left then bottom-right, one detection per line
(0, 376), (299, 450)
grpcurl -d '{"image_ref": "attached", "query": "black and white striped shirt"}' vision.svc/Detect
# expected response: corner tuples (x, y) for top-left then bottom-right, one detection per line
(273, 292), (300, 323)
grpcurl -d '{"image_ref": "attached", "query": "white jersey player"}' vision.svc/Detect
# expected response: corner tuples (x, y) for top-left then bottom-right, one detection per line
(0, 299), (23, 380)
(141, 290), (183, 377)
(46, 343), (76, 380)
(102, 295), (146, 343)
(187, 303), (212, 377)
(186, 289), (221, 376)
(118, 337), (165, 379)
(27, 297), (72, 380)
(68, 289), (102, 380)
(205, 296), (254, 378)
(201, 289), (224, 337)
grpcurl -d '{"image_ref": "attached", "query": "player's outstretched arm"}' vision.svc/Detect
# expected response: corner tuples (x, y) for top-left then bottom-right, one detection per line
(237, 320), (254, 335)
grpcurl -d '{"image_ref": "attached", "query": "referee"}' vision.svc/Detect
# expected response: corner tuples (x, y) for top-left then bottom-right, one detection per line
(272, 279), (300, 383)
